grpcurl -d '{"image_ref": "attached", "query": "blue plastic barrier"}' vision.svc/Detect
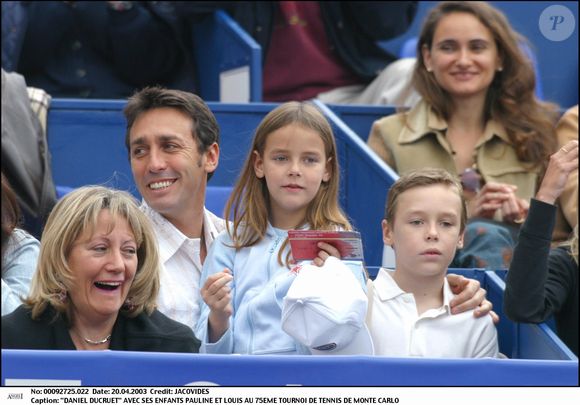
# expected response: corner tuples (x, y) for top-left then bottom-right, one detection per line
(192, 10), (262, 102)
(48, 99), (135, 195)
(2, 270), (576, 386)
(323, 105), (397, 142)
(315, 101), (399, 265)
(1, 350), (577, 386)
(205, 186), (233, 217)
(46, 99), (275, 197)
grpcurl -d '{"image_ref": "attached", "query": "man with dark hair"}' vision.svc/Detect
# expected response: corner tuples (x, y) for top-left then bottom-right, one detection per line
(124, 86), (224, 330)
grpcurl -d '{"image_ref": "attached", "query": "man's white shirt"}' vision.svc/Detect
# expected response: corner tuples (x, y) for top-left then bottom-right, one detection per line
(141, 202), (226, 330)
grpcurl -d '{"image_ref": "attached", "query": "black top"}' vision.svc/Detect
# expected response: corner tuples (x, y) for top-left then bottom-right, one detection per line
(2, 305), (200, 353)
(504, 199), (578, 356)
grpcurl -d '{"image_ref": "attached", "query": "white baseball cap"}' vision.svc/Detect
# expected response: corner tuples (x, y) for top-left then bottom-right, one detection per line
(281, 256), (374, 355)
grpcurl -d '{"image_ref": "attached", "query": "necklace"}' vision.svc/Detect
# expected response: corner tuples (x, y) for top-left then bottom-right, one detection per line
(82, 334), (111, 345)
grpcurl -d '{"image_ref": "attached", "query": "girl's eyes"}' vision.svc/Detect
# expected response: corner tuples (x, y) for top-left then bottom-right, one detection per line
(410, 220), (423, 226)
(271, 156), (320, 163)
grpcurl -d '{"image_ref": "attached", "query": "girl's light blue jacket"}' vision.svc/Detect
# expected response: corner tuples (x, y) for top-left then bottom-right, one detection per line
(195, 223), (366, 354)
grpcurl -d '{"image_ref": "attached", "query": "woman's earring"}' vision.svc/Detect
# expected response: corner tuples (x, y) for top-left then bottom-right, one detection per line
(497, 66), (503, 72)
(56, 289), (67, 303)
(123, 298), (136, 311)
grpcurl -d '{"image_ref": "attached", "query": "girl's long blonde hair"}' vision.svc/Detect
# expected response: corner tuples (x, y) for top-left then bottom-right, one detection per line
(224, 102), (351, 266)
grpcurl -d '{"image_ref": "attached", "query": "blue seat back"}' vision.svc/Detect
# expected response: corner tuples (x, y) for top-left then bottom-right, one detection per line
(314, 101), (399, 265)
(324, 105), (397, 142)
(192, 10), (262, 102)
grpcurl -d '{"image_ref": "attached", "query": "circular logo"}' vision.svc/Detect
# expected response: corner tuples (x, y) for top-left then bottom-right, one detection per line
(539, 5), (576, 41)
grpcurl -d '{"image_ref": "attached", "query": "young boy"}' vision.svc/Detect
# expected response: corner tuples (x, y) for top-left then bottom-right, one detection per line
(366, 168), (499, 358)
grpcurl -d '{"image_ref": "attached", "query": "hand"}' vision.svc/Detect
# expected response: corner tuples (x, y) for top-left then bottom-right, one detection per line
(536, 140), (579, 205)
(200, 269), (233, 342)
(499, 192), (528, 224)
(312, 241), (341, 267)
(468, 182), (518, 220)
(446, 273), (499, 323)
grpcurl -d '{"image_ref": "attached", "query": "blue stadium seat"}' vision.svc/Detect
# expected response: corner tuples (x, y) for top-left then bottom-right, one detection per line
(323, 105), (397, 142)
(205, 186), (233, 217)
(192, 10), (262, 102)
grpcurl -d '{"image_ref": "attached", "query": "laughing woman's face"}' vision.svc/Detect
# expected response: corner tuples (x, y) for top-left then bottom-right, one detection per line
(67, 209), (138, 325)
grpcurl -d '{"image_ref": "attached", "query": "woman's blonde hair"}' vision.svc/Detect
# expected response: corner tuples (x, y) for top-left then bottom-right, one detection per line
(224, 102), (351, 266)
(25, 186), (160, 323)
(413, 1), (558, 169)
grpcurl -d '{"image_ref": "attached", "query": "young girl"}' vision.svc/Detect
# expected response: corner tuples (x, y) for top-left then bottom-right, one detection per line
(195, 102), (365, 354)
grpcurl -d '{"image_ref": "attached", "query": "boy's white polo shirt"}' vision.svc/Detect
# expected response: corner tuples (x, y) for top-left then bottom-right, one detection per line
(366, 268), (499, 358)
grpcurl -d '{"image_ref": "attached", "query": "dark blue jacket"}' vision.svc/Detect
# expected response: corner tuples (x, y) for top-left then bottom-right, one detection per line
(2, 1), (194, 98)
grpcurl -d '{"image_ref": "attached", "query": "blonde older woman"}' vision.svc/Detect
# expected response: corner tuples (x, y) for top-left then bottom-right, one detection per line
(2, 186), (199, 352)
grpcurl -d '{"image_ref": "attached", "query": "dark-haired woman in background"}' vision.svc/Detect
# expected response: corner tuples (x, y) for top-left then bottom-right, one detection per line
(367, 1), (558, 269)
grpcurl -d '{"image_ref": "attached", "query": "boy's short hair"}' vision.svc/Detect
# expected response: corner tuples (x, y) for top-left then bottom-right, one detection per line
(385, 168), (467, 233)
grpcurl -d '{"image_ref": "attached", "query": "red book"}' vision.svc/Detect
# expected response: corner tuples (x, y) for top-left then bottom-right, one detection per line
(288, 230), (364, 261)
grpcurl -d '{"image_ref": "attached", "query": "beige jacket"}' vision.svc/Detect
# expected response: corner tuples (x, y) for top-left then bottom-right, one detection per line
(367, 101), (541, 217)
(553, 105), (578, 243)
